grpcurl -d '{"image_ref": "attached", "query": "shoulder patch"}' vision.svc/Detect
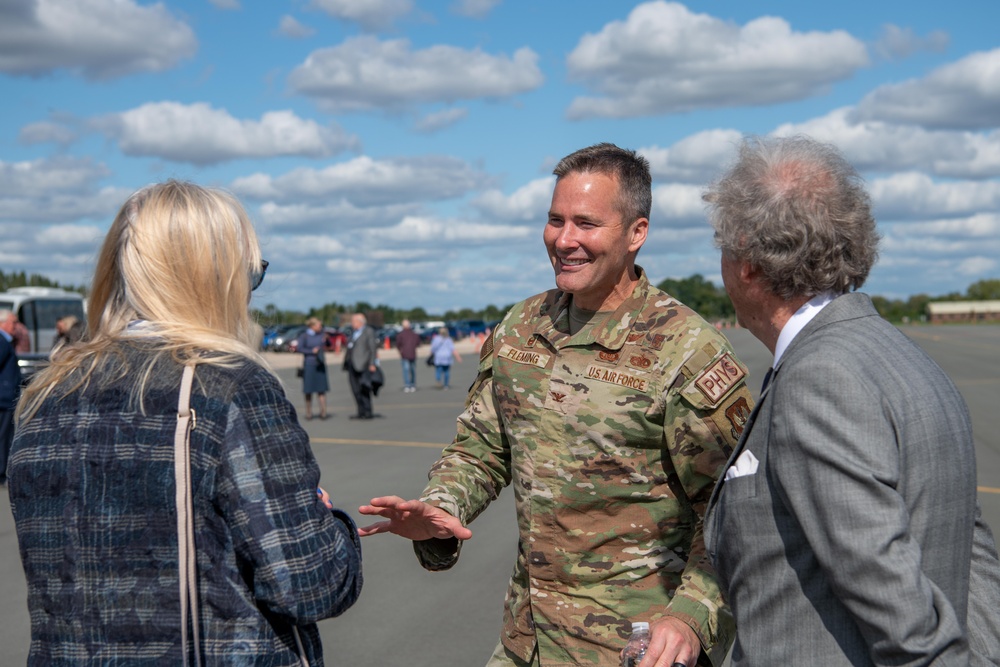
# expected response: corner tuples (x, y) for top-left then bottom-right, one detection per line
(693, 352), (746, 405)
(479, 331), (495, 363)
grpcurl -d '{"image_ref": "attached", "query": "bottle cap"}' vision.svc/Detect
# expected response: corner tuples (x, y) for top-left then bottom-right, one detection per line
(631, 621), (650, 632)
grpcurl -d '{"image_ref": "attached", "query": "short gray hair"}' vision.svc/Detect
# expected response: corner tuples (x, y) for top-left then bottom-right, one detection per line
(0, 309), (12, 323)
(704, 135), (880, 300)
(553, 143), (652, 225)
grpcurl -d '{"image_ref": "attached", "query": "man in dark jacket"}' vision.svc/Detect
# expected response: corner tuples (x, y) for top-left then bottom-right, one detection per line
(396, 319), (421, 392)
(344, 313), (379, 419)
(0, 309), (23, 485)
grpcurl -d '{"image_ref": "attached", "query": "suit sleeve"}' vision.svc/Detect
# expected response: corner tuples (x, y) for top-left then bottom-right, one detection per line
(769, 356), (965, 664)
(967, 503), (1000, 666)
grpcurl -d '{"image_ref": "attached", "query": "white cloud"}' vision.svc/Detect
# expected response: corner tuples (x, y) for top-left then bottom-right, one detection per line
(366, 215), (533, 246)
(956, 256), (999, 276)
(0, 0), (197, 80)
(898, 213), (1000, 238)
(309, 0), (413, 31)
(277, 15), (315, 39)
(473, 176), (554, 222)
(873, 24), (948, 61)
(36, 223), (105, 248)
(775, 108), (1000, 178)
(871, 173), (1000, 220)
(288, 36), (543, 112)
(232, 155), (494, 206)
(854, 48), (1000, 130)
(451, 0), (501, 19)
(651, 183), (707, 228)
(93, 102), (360, 165)
(414, 108), (469, 133)
(257, 200), (421, 232)
(565, 1), (868, 119)
(18, 120), (78, 146)
(0, 156), (110, 199)
(640, 129), (743, 184)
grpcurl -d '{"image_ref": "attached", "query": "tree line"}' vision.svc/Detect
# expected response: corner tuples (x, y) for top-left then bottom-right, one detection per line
(3, 268), (997, 326)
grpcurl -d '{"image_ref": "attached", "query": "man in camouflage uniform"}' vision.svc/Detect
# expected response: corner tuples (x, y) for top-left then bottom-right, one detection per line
(360, 143), (752, 667)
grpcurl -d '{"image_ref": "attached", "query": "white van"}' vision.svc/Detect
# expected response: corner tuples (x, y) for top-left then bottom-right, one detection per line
(0, 286), (87, 354)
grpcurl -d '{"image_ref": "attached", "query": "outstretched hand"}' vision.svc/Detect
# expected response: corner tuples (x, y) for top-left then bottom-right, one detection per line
(358, 496), (473, 541)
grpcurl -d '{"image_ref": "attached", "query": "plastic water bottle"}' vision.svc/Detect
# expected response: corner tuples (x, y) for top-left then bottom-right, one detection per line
(621, 621), (650, 667)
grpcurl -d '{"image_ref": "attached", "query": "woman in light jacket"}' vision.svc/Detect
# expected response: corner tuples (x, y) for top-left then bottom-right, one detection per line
(429, 326), (462, 389)
(9, 180), (362, 666)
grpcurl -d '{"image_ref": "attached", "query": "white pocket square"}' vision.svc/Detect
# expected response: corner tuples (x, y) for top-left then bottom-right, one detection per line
(725, 450), (759, 480)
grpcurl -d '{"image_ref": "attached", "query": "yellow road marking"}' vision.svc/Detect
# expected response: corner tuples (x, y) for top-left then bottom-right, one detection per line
(312, 436), (445, 449)
(979, 486), (1000, 494)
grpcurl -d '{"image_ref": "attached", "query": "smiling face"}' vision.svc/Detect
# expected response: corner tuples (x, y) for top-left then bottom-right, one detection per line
(544, 171), (648, 311)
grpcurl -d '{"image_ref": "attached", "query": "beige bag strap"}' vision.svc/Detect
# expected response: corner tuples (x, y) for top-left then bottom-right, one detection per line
(173, 363), (310, 667)
(175, 363), (201, 667)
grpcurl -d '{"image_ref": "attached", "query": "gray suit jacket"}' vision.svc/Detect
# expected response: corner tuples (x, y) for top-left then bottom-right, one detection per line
(704, 293), (994, 666)
(345, 326), (378, 374)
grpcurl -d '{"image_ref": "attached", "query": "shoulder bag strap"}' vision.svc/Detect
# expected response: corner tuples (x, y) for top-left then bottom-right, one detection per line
(175, 363), (201, 667)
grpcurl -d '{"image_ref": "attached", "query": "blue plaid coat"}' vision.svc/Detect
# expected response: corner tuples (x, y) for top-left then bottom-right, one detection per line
(9, 344), (362, 665)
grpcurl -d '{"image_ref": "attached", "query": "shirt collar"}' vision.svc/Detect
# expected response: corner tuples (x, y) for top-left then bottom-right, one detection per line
(773, 292), (836, 365)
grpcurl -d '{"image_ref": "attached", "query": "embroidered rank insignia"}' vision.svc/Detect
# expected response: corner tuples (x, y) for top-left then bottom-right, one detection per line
(585, 364), (650, 392)
(627, 332), (643, 344)
(524, 335), (537, 348)
(549, 391), (567, 403)
(694, 352), (747, 404)
(598, 350), (621, 363)
(627, 354), (652, 370)
(498, 343), (551, 368)
(645, 333), (666, 350)
(479, 331), (495, 363)
(725, 396), (752, 440)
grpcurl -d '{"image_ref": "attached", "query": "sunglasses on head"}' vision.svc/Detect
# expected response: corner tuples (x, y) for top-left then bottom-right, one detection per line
(252, 260), (269, 291)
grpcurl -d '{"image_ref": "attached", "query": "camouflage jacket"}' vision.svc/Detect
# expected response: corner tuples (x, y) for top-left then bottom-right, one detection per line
(415, 269), (752, 667)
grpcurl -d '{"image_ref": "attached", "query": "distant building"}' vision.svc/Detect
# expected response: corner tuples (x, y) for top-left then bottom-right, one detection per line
(927, 300), (1000, 323)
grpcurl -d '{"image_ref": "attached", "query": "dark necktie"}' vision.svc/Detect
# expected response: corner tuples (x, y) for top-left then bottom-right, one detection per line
(760, 367), (774, 394)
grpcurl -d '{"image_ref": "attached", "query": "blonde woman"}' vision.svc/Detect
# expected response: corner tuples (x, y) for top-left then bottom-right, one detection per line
(9, 181), (362, 665)
(296, 317), (329, 419)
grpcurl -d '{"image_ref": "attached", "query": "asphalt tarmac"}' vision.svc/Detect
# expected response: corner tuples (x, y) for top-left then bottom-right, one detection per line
(1, 325), (998, 666)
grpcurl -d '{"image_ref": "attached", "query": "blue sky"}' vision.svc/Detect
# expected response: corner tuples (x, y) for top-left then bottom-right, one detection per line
(2, 0), (999, 315)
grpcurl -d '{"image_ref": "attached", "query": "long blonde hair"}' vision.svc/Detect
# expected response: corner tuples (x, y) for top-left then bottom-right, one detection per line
(18, 180), (267, 420)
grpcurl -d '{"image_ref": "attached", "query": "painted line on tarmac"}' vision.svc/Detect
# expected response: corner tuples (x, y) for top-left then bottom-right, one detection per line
(312, 436), (444, 449)
(980, 486), (1000, 494)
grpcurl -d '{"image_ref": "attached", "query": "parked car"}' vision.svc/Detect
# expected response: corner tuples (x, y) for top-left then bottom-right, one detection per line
(448, 319), (487, 340)
(324, 327), (348, 352)
(0, 286), (87, 383)
(269, 324), (306, 352)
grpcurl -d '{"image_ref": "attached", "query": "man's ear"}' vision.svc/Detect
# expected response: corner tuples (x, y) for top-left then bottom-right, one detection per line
(739, 259), (758, 286)
(628, 217), (648, 252)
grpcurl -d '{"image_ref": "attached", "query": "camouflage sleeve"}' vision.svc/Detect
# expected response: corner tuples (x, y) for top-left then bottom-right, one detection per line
(413, 333), (513, 571)
(663, 340), (753, 665)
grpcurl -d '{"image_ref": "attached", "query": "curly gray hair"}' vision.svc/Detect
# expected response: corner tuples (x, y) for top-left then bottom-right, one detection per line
(704, 135), (880, 300)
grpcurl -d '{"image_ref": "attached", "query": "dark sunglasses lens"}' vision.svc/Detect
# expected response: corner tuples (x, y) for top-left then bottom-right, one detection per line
(252, 260), (268, 291)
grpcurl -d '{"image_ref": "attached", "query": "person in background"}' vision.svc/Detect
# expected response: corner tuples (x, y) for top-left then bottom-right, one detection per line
(358, 143), (751, 667)
(396, 319), (421, 393)
(296, 317), (329, 420)
(8, 180), (362, 665)
(343, 312), (379, 419)
(429, 326), (461, 390)
(0, 309), (21, 486)
(10, 313), (30, 354)
(702, 135), (1000, 666)
(51, 314), (85, 357)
